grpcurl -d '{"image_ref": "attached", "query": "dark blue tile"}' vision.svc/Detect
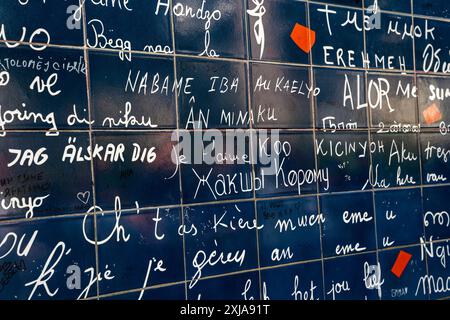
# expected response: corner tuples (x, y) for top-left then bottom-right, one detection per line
(255, 132), (318, 197)
(261, 261), (323, 300)
(421, 133), (450, 185)
(415, 19), (450, 74)
(101, 283), (185, 300)
(320, 192), (376, 258)
(173, 0), (246, 59)
(177, 58), (248, 129)
(257, 197), (322, 267)
(86, 0), (172, 59)
(323, 253), (380, 300)
(367, 0), (410, 13)
(247, 0), (308, 64)
(423, 186), (450, 240)
(250, 63), (313, 128)
(422, 239), (450, 299)
(0, 45), (87, 131)
(96, 207), (184, 294)
(370, 133), (420, 189)
(0, 215), (96, 300)
(314, 0), (362, 7)
(316, 132), (370, 192)
(414, 0), (450, 19)
(89, 51), (176, 129)
(310, 4), (364, 68)
(314, 68), (367, 129)
(180, 130), (253, 204)
(365, 13), (414, 71)
(187, 271), (259, 300)
(418, 75), (450, 128)
(93, 132), (181, 210)
(378, 246), (428, 300)
(0, 133), (93, 219)
(0, 0), (83, 46)
(375, 188), (424, 248)
(368, 73), (418, 128)
(183, 202), (259, 288)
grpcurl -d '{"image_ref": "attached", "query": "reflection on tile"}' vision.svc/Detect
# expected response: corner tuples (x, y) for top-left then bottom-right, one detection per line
(310, 4), (364, 68)
(86, 0), (172, 57)
(261, 261), (323, 300)
(0, 45), (88, 131)
(0, 0), (83, 46)
(255, 132), (318, 197)
(314, 68), (367, 129)
(378, 246), (428, 300)
(375, 188), (424, 248)
(323, 252), (379, 300)
(89, 51), (176, 129)
(174, 0), (246, 59)
(187, 271), (259, 300)
(257, 197), (321, 266)
(0, 133), (93, 219)
(96, 208), (184, 295)
(366, 13), (414, 71)
(250, 63), (313, 128)
(93, 132), (180, 210)
(0, 215), (96, 300)
(320, 192), (376, 258)
(177, 58), (248, 129)
(248, 0), (308, 64)
(183, 202), (259, 285)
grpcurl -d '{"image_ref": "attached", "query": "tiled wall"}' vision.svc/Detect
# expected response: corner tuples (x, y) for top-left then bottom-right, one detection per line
(0, 0), (449, 300)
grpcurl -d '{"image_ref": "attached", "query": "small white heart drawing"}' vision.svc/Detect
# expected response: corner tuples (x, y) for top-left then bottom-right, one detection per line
(77, 191), (90, 205)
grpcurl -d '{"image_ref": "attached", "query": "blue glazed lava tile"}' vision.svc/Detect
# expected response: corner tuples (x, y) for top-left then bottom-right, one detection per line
(250, 63), (313, 128)
(261, 261), (324, 300)
(320, 192), (376, 258)
(368, 73), (418, 127)
(316, 131), (370, 193)
(89, 51), (176, 129)
(323, 252), (380, 300)
(374, 188), (424, 248)
(0, 133), (93, 219)
(96, 207), (184, 295)
(421, 133), (450, 185)
(177, 58), (248, 129)
(415, 18), (450, 74)
(424, 242), (450, 299)
(366, 0), (411, 13)
(314, 68), (367, 129)
(422, 186), (450, 240)
(257, 197), (322, 267)
(414, 0), (450, 19)
(0, 215), (96, 300)
(173, 0), (246, 59)
(418, 75), (450, 128)
(183, 202), (258, 287)
(101, 283), (185, 300)
(187, 271), (259, 300)
(314, 0), (362, 7)
(255, 132), (318, 198)
(85, 0), (172, 56)
(378, 246), (428, 300)
(310, 4), (365, 68)
(180, 130), (253, 204)
(247, 0), (308, 64)
(0, 45), (88, 131)
(0, 0), (83, 46)
(370, 133), (420, 189)
(93, 132), (181, 211)
(365, 13), (414, 71)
